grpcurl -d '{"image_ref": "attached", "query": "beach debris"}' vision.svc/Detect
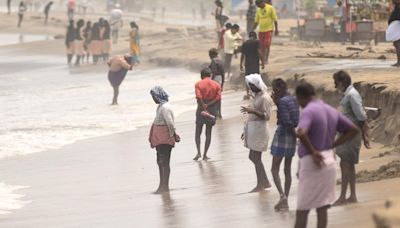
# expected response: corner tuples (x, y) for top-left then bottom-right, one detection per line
(373, 198), (400, 228)
(356, 160), (400, 183)
(386, 48), (396, 54)
(346, 47), (364, 51)
(54, 34), (65, 39)
(377, 55), (387, 60)
(298, 46), (371, 59)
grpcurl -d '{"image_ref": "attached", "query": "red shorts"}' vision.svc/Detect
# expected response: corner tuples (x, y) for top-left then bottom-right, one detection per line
(258, 31), (273, 50)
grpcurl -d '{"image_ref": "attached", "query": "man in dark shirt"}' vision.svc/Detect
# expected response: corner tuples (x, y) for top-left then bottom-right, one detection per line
(240, 31), (264, 97)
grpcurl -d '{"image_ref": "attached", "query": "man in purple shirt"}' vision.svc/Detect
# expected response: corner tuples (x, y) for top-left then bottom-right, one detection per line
(294, 83), (359, 228)
(270, 78), (300, 211)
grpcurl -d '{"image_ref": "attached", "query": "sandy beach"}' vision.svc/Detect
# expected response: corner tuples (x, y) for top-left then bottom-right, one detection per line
(1, 5), (400, 228)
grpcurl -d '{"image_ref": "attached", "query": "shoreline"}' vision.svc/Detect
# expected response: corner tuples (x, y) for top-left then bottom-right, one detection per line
(1, 11), (400, 227)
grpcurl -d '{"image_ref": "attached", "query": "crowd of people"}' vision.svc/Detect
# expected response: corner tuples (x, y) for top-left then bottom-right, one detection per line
(146, 1), (390, 228)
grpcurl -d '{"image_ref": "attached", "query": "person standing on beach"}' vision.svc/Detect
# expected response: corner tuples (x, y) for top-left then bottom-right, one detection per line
(193, 68), (222, 161)
(17, 1), (27, 27)
(74, 19), (85, 66)
(223, 24), (242, 78)
(67, 0), (75, 21)
(110, 3), (123, 44)
(83, 21), (92, 63)
(388, 0), (400, 67)
(246, 0), (257, 35)
(208, 48), (224, 119)
(241, 74), (273, 192)
(43, 1), (53, 24)
(107, 54), (132, 105)
(65, 20), (76, 65)
(214, 0), (223, 40)
(129, 21), (141, 65)
(101, 20), (112, 62)
(240, 31), (264, 98)
(7, 0), (12, 14)
(253, 0), (278, 64)
(149, 86), (180, 194)
(218, 23), (232, 57)
(337, 1), (347, 42)
(294, 82), (359, 228)
(270, 78), (299, 210)
(332, 71), (371, 206)
(90, 22), (101, 64)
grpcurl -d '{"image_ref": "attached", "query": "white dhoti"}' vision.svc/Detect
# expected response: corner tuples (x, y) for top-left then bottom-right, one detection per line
(386, 21), (400, 42)
(244, 120), (269, 152)
(297, 149), (336, 211)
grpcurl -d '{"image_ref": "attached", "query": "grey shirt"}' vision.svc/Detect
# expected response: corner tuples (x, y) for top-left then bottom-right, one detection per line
(339, 85), (367, 125)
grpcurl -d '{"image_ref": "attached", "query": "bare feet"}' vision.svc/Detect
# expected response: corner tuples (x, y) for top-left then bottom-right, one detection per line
(202, 156), (210, 161)
(333, 197), (347, 206)
(249, 186), (265, 193)
(193, 154), (201, 161)
(263, 182), (272, 190)
(346, 197), (358, 204)
(274, 198), (289, 211)
(154, 187), (169, 194)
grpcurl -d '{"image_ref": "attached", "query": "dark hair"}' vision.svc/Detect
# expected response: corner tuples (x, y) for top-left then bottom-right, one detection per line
(215, 0), (223, 7)
(225, 23), (232, 29)
(130, 21), (139, 29)
(333, 70), (352, 85)
(296, 83), (316, 98)
(232, 24), (240, 30)
(209, 48), (218, 58)
(272, 78), (287, 91)
(249, 31), (257, 39)
(201, 67), (212, 78)
(77, 19), (85, 28)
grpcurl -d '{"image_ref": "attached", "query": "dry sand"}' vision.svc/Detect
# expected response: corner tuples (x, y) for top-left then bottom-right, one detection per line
(1, 10), (400, 228)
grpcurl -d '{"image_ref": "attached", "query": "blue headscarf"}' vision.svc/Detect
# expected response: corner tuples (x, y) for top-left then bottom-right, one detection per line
(150, 86), (169, 105)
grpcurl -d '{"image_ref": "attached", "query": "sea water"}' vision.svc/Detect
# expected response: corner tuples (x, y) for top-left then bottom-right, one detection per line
(0, 53), (198, 159)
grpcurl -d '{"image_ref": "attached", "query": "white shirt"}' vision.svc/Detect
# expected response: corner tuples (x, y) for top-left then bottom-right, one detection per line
(223, 30), (242, 54)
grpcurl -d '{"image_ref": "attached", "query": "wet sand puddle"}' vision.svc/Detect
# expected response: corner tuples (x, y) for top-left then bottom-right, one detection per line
(0, 34), (53, 46)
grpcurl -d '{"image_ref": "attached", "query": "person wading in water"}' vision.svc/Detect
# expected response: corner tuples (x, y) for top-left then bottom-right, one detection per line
(107, 54), (132, 105)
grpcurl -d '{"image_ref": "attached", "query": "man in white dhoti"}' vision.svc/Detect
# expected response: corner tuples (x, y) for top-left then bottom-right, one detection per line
(241, 74), (273, 193)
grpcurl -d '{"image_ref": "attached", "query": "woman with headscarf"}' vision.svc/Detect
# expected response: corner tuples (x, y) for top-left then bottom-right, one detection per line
(387, 0), (400, 67)
(129, 21), (141, 65)
(65, 19), (76, 65)
(74, 19), (85, 66)
(241, 73), (273, 193)
(101, 20), (112, 62)
(107, 54), (132, 105)
(149, 86), (180, 194)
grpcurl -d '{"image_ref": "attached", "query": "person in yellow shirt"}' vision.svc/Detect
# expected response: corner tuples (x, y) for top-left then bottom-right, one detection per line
(253, 0), (279, 64)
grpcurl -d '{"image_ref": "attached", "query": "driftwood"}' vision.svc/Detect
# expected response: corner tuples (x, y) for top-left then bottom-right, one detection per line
(297, 46), (371, 59)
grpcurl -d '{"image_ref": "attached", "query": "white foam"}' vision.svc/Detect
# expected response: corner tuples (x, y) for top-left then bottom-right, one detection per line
(0, 63), (198, 159)
(0, 182), (30, 214)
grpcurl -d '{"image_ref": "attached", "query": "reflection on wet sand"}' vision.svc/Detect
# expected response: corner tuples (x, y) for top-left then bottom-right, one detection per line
(160, 192), (182, 228)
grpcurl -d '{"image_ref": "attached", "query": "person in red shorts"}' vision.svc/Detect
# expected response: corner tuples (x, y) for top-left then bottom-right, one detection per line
(253, 0), (279, 64)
